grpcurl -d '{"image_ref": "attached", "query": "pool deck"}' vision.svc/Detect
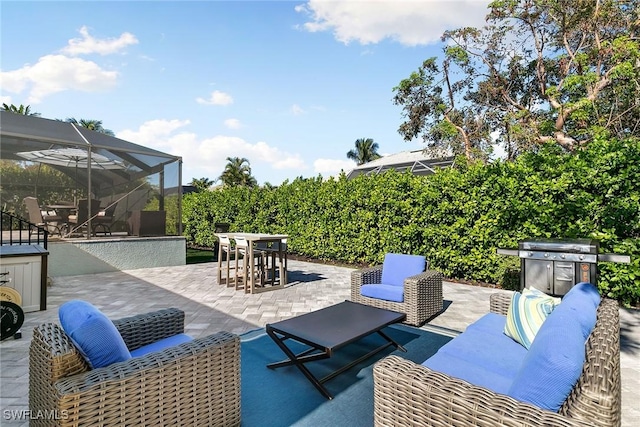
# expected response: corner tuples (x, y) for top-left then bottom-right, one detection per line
(1, 260), (638, 426)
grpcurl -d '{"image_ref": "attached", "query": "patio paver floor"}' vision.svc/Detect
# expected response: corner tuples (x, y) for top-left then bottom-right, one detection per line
(1, 260), (638, 426)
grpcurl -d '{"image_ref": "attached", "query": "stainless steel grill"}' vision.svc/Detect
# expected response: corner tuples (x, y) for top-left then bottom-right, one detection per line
(498, 238), (630, 296)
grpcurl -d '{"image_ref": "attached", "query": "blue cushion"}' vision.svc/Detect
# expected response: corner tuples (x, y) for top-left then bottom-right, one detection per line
(59, 300), (131, 369)
(507, 307), (586, 412)
(560, 282), (600, 340)
(563, 282), (600, 309)
(380, 253), (426, 287)
(361, 284), (404, 302)
(436, 326), (528, 378)
(423, 352), (514, 395)
(130, 333), (193, 358)
(465, 312), (507, 334)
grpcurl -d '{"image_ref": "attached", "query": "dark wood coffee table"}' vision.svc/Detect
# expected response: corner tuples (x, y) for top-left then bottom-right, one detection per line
(266, 300), (406, 399)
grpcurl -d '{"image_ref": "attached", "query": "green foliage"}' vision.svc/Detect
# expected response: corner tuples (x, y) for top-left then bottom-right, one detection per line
(396, 0), (640, 158)
(0, 161), (77, 215)
(183, 138), (640, 306)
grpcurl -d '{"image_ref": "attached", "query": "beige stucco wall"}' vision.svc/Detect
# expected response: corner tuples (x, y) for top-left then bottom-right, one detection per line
(47, 237), (186, 277)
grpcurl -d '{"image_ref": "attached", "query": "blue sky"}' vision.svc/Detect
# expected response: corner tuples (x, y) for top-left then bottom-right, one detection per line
(1, 0), (491, 185)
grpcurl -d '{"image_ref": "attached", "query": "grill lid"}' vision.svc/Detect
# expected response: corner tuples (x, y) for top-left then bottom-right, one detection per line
(518, 238), (599, 254)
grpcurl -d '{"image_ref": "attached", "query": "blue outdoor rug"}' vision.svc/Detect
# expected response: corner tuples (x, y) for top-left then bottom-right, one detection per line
(240, 323), (455, 427)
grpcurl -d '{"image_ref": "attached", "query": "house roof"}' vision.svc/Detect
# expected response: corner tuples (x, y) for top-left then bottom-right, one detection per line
(346, 149), (454, 179)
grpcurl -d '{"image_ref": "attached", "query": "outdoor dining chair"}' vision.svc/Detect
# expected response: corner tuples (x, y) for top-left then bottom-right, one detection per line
(92, 201), (118, 235)
(67, 198), (101, 236)
(23, 196), (64, 235)
(233, 236), (266, 292)
(218, 235), (236, 287)
(256, 238), (288, 286)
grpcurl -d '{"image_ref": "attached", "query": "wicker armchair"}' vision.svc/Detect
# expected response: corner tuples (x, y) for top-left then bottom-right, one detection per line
(373, 295), (621, 427)
(29, 308), (241, 427)
(351, 264), (443, 326)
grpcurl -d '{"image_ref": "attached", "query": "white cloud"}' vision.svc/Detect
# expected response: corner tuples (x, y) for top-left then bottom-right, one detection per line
(117, 119), (307, 183)
(0, 95), (12, 105)
(196, 90), (234, 106)
(314, 158), (355, 177)
(61, 26), (138, 56)
(0, 54), (118, 103)
(291, 104), (306, 115)
(296, 0), (491, 46)
(224, 118), (242, 129)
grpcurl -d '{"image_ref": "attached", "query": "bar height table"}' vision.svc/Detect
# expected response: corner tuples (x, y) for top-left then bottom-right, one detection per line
(215, 233), (288, 293)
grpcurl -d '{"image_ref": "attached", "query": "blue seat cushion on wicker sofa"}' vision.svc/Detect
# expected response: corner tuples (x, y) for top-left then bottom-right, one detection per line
(440, 317), (529, 378)
(130, 333), (193, 358)
(507, 304), (587, 412)
(360, 284), (404, 302)
(465, 312), (508, 334)
(422, 318), (527, 386)
(59, 300), (131, 369)
(380, 253), (426, 287)
(423, 352), (514, 395)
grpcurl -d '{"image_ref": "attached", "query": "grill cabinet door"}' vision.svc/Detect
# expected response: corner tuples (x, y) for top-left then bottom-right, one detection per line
(553, 262), (575, 296)
(523, 259), (553, 293)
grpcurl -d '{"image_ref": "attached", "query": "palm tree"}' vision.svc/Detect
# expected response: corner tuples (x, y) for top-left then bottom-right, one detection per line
(65, 118), (115, 136)
(346, 138), (382, 165)
(190, 177), (214, 192)
(2, 103), (40, 116)
(218, 157), (257, 188)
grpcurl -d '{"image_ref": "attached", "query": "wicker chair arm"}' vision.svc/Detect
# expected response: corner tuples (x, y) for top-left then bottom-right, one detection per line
(113, 307), (185, 351)
(373, 355), (591, 427)
(403, 270), (443, 290)
(490, 292), (512, 315)
(54, 331), (238, 395)
(351, 265), (383, 287)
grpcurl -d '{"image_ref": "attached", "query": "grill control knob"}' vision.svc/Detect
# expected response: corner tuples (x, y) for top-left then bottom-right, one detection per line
(544, 252), (549, 257)
(561, 254), (566, 259)
(528, 252), (533, 257)
(579, 255), (585, 260)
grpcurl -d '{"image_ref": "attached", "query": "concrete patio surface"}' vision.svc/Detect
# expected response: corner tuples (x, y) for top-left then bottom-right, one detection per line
(1, 260), (638, 426)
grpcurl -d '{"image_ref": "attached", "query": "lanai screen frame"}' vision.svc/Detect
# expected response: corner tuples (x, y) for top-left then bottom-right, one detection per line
(0, 111), (183, 237)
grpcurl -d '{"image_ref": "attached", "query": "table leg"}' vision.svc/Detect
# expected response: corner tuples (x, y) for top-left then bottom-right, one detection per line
(217, 242), (223, 285)
(247, 240), (255, 293)
(266, 326), (334, 399)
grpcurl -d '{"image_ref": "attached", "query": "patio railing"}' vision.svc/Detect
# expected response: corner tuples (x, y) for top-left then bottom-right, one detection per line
(0, 210), (48, 249)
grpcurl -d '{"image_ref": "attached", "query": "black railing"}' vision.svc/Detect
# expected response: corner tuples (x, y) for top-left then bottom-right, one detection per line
(0, 211), (48, 249)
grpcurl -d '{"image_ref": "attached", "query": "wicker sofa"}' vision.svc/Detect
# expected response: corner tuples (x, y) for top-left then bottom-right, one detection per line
(29, 308), (241, 427)
(351, 254), (443, 326)
(373, 292), (620, 427)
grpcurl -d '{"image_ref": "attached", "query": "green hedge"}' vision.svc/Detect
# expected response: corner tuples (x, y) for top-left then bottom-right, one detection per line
(182, 137), (640, 306)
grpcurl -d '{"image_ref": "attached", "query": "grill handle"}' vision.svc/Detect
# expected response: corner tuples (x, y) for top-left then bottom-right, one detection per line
(598, 254), (631, 263)
(497, 248), (519, 256)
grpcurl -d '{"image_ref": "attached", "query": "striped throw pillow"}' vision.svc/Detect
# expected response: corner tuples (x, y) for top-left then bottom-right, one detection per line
(504, 288), (561, 349)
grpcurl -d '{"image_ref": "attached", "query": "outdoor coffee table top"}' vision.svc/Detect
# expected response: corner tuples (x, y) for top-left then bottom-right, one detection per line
(267, 300), (406, 353)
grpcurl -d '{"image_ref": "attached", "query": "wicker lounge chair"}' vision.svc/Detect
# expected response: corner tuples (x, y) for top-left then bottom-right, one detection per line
(373, 294), (621, 427)
(350, 254), (443, 326)
(29, 308), (241, 427)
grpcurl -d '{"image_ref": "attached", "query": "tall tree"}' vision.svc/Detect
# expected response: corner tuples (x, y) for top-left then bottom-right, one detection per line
(218, 157), (257, 188)
(346, 138), (382, 165)
(190, 177), (214, 192)
(394, 0), (640, 159)
(65, 118), (115, 136)
(2, 103), (40, 116)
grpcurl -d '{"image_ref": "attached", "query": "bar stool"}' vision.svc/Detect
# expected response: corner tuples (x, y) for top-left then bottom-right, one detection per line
(217, 235), (236, 286)
(234, 237), (265, 292)
(256, 238), (288, 286)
